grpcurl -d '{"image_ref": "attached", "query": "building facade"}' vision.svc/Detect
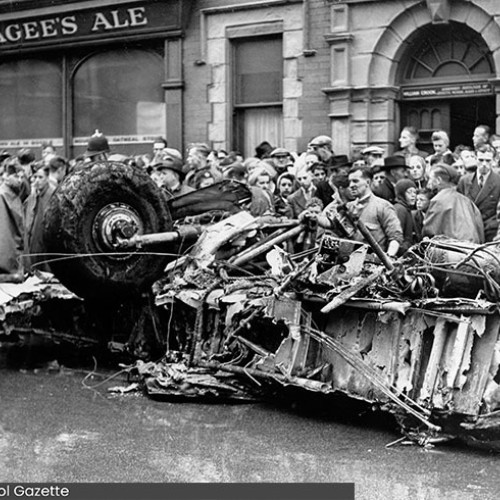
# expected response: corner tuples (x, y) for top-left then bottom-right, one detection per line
(0, 0), (499, 158)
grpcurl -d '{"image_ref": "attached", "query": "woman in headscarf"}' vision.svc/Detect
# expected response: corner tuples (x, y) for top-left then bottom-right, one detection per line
(393, 178), (418, 255)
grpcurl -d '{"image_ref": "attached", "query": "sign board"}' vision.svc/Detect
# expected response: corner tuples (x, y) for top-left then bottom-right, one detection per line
(0, 0), (181, 52)
(401, 82), (493, 100)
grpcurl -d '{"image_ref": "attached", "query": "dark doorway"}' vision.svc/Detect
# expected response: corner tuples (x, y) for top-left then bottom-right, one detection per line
(400, 95), (496, 154)
(449, 96), (496, 149)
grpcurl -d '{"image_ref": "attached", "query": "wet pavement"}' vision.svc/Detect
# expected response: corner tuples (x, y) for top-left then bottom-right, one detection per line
(1, 365), (500, 499)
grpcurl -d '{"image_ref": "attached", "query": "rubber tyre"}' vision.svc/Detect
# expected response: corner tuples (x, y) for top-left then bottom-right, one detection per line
(44, 161), (172, 300)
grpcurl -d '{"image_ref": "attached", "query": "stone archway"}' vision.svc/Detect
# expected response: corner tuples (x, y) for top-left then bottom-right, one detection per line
(369, 0), (500, 87)
(367, 0), (500, 146)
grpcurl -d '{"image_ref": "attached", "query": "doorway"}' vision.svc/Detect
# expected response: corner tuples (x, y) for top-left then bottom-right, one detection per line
(400, 95), (496, 153)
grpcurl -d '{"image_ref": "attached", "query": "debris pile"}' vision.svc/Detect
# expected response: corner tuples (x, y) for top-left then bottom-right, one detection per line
(140, 211), (500, 443)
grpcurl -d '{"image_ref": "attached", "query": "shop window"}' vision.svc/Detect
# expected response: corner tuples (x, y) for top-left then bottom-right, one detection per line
(0, 58), (62, 143)
(73, 48), (165, 141)
(233, 36), (283, 156)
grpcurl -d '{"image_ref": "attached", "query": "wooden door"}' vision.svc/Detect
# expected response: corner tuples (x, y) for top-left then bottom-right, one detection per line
(400, 101), (451, 154)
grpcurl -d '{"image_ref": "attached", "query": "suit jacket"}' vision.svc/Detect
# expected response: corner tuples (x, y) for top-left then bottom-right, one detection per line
(457, 171), (500, 242)
(287, 186), (316, 218)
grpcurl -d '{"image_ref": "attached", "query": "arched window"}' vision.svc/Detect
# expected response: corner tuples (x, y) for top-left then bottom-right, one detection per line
(73, 48), (165, 140)
(399, 22), (494, 83)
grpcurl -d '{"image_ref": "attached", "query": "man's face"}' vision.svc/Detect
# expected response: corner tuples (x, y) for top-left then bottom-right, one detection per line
(399, 130), (414, 149)
(278, 178), (293, 198)
(297, 170), (313, 190)
(348, 170), (370, 198)
(312, 168), (326, 182)
(365, 153), (382, 166)
(390, 167), (407, 182)
(256, 174), (271, 191)
(33, 169), (49, 191)
(272, 155), (290, 169)
(492, 140), (500, 156)
(307, 144), (331, 163)
(372, 171), (386, 188)
(476, 150), (494, 176)
(473, 127), (488, 148)
(433, 139), (447, 155)
(153, 142), (166, 155)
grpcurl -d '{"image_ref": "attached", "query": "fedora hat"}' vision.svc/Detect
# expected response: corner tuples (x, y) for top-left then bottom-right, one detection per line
(382, 155), (408, 170)
(329, 154), (351, 170)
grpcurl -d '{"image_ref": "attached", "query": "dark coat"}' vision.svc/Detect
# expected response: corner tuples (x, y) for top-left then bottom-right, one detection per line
(24, 183), (56, 272)
(457, 171), (500, 242)
(373, 178), (396, 204)
(394, 200), (415, 255)
(0, 183), (24, 274)
(287, 187), (316, 219)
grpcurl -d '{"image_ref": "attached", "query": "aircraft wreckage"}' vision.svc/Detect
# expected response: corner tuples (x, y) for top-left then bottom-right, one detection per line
(2, 160), (500, 446)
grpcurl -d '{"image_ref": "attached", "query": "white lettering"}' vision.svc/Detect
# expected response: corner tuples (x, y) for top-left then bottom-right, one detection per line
(0, 30), (7, 43)
(40, 18), (58, 37)
(5, 24), (22, 42)
(110, 10), (130, 28)
(23, 21), (40, 40)
(128, 7), (148, 27)
(92, 12), (114, 31)
(61, 16), (78, 35)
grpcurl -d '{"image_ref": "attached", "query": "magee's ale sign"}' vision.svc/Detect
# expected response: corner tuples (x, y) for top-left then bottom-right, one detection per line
(0, 0), (181, 51)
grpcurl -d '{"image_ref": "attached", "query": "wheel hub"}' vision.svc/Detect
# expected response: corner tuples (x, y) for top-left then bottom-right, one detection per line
(92, 203), (143, 258)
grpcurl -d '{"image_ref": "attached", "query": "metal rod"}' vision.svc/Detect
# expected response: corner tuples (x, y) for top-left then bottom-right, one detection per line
(231, 225), (305, 267)
(117, 225), (202, 249)
(356, 219), (395, 271)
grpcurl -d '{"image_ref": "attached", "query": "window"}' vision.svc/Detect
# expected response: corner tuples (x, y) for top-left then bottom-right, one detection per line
(73, 48), (166, 145)
(233, 36), (283, 156)
(0, 58), (62, 145)
(0, 45), (166, 156)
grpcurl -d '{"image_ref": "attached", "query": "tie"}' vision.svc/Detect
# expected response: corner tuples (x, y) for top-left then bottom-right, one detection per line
(479, 175), (484, 188)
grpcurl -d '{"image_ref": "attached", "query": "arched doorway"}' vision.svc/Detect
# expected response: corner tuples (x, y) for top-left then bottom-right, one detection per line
(398, 22), (495, 152)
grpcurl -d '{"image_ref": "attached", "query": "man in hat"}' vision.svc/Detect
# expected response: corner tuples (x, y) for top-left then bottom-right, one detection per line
(315, 154), (353, 208)
(373, 156), (408, 204)
(269, 147), (294, 175)
(458, 144), (500, 242)
(362, 145), (385, 167)
(307, 135), (335, 167)
(423, 163), (484, 243)
(152, 156), (194, 198)
(85, 131), (110, 162)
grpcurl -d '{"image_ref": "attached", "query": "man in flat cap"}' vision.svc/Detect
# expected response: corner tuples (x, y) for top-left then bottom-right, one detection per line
(307, 135), (335, 168)
(362, 145), (385, 167)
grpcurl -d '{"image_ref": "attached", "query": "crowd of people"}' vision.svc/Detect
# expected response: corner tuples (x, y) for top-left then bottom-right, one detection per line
(1, 124), (500, 277)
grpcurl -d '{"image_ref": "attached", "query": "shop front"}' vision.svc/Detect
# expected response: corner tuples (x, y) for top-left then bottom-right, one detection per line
(0, 0), (193, 158)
